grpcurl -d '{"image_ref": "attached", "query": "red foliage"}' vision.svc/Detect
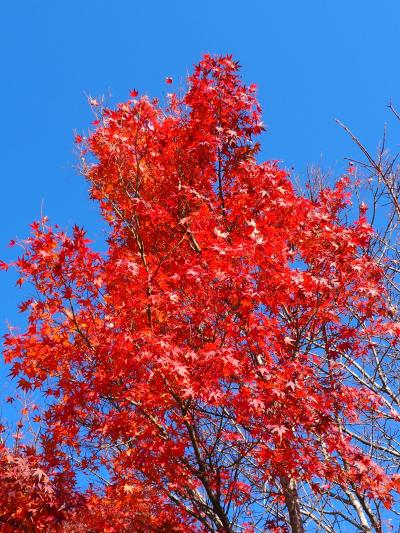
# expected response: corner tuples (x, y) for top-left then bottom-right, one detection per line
(0, 443), (191, 532)
(2, 55), (398, 530)
(0, 444), (73, 531)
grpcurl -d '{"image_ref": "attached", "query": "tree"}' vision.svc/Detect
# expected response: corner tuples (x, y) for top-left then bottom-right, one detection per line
(0, 443), (72, 532)
(293, 112), (400, 532)
(2, 55), (399, 532)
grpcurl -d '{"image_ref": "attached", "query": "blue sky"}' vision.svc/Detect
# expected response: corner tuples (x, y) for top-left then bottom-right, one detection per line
(1, 1), (400, 397)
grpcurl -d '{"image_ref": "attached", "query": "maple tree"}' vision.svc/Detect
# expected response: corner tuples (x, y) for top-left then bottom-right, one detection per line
(0, 443), (69, 531)
(2, 55), (400, 532)
(298, 114), (400, 531)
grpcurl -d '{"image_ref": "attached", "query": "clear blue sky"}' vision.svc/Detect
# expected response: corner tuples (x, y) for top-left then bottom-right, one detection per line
(1, 0), (400, 395)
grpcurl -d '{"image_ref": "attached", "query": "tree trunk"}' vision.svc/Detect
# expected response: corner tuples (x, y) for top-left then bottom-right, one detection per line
(280, 476), (305, 533)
